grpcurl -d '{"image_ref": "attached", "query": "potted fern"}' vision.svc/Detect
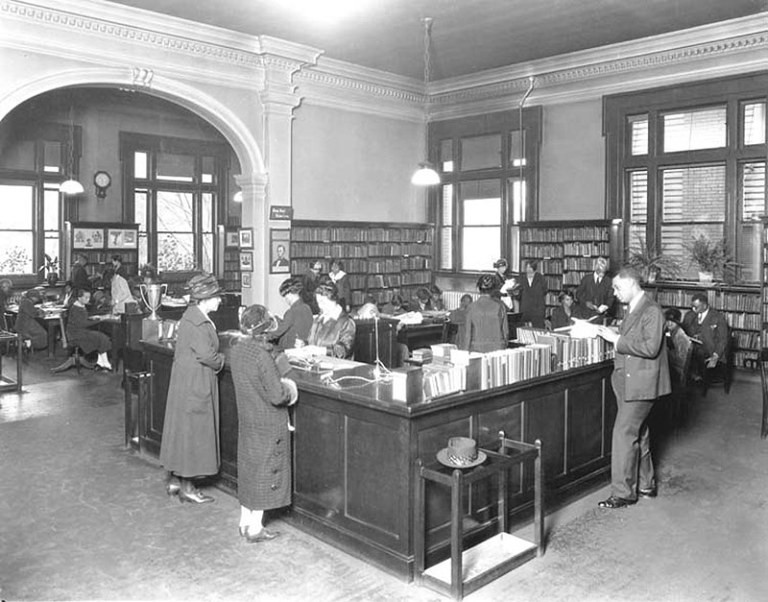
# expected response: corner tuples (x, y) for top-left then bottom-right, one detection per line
(685, 234), (739, 283)
(627, 236), (680, 283)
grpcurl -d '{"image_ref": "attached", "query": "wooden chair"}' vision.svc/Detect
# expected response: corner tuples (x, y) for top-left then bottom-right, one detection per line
(50, 317), (95, 374)
(701, 330), (734, 396)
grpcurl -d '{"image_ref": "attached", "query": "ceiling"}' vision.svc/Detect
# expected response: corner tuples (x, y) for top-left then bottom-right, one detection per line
(104, 0), (765, 80)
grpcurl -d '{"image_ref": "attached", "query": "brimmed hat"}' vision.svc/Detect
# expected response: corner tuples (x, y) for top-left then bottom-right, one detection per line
(187, 272), (222, 300)
(436, 436), (487, 469)
(240, 304), (277, 335)
(493, 258), (508, 268)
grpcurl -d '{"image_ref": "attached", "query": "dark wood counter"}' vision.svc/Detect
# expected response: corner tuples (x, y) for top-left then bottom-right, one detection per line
(138, 339), (616, 580)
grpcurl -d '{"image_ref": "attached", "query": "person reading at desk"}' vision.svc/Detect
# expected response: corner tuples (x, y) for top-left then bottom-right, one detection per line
(15, 288), (48, 351)
(303, 281), (356, 359)
(66, 288), (113, 370)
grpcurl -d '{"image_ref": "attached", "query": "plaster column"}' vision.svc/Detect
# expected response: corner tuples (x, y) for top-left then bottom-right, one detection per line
(234, 172), (268, 306)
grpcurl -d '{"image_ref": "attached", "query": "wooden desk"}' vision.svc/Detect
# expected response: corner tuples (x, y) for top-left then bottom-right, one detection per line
(139, 339), (615, 581)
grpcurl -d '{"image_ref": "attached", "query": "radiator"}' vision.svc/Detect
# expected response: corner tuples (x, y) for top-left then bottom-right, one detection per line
(442, 290), (480, 310)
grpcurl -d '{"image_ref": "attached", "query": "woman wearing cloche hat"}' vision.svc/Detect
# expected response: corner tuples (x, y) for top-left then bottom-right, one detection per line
(160, 272), (225, 504)
(230, 304), (299, 543)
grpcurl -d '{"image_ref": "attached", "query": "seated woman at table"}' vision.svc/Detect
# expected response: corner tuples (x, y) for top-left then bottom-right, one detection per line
(549, 289), (581, 330)
(380, 294), (406, 316)
(461, 274), (508, 353)
(15, 288), (48, 350)
(66, 288), (113, 370)
(304, 281), (356, 359)
(0, 278), (13, 311)
(352, 295), (380, 320)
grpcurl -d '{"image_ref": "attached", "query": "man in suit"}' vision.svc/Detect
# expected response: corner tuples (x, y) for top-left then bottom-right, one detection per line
(681, 292), (729, 380)
(575, 256), (614, 322)
(596, 266), (671, 509)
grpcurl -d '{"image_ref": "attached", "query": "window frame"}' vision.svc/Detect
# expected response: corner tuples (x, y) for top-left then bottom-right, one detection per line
(0, 123), (80, 282)
(430, 107), (542, 275)
(605, 72), (768, 283)
(120, 132), (228, 276)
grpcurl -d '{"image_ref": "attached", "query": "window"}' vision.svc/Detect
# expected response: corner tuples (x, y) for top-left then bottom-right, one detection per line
(605, 74), (768, 282)
(0, 125), (77, 278)
(122, 134), (227, 274)
(432, 108), (541, 272)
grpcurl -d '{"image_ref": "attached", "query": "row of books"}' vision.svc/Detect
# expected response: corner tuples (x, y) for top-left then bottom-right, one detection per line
(520, 226), (609, 243)
(562, 242), (610, 257)
(516, 326), (615, 371)
(292, 226), (432, 244)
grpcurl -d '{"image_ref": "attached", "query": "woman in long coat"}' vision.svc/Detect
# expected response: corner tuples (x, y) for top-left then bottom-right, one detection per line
(231, 304), (298, 543)
(461, 274), (509, 353)
(160, 273), (225, 504)
(518, 259), (548, 328)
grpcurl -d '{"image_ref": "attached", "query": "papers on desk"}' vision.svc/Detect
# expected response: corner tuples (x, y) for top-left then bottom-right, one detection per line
(284, 345), (328, 361)
(568, 318), (601, 339)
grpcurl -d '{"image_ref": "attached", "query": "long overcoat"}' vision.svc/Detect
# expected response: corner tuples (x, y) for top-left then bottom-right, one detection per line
(159, 304), (224, 478)
(230, 337), (293, 510)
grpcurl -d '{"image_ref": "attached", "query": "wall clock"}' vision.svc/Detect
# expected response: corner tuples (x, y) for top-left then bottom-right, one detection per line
(93, 170), (112, 199)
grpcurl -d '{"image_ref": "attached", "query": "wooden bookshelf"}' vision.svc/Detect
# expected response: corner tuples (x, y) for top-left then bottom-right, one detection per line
(645, 281), (761, 370)
(519, 220), (619, 312)
(290, 220), (434, 307)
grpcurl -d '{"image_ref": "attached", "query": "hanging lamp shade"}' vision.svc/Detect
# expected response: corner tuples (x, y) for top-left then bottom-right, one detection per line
(60, 178), (85, 195)
(233, 190), (243, 203)
(411, 162), (440, 186)
(412, 17), (440, 187)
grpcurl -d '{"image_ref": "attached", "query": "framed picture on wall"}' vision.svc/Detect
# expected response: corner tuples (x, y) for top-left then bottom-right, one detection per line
(270, 228), (291, 274)
(107, 228), (138, 249)
(241, 272), (252, 288)
(73, 227), (105, 249)
(225, 230), (240, 248)
(239, 228), (253, 249)
(239, 251), (253, 272)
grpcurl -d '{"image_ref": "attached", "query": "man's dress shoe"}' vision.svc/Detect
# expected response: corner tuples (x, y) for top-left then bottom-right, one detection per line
(639, 487), (657, 498)
(598, 495), (637, 509)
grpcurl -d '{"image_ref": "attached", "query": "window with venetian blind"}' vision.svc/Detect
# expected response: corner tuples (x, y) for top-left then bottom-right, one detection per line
(605, 74), (768, 282)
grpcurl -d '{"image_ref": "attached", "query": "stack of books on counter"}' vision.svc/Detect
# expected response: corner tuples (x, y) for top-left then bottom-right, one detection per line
(411, 348), (433, 363)
(422, 362), (466, 400)
(480, 345), (552, 389)
(516, 327), (614, 371)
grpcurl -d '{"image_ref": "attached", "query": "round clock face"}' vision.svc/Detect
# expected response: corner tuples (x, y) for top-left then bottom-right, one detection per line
(94, 171), (111, 188)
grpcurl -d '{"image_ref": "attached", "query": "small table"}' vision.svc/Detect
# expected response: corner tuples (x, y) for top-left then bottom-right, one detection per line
(414, 433), (543, 601)
(0, 330), (23, 393)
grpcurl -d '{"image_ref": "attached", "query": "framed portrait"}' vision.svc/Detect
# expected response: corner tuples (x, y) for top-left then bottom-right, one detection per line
(270, 228), (291, 274)
(241, 272), (252, 288)
(107, 228), (138, 249)
(239, 251), (253, 272)
(238, 228), (253, 249)
(225, 230), (240, 248)
(73, 227), (105, 249)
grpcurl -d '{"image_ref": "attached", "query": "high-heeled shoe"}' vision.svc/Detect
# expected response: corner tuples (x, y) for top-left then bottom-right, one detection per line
(166, 482), (180, 496)
(178, 489), (215, 504)
(243, 527), (279, 544)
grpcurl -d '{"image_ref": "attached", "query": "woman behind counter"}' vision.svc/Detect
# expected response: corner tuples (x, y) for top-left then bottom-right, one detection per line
(518, 260), (547, 329)
(306, 281), (356, 359)
(231, 305), (299, 543)
(160, 273), (225, 504)
(269, 277), (313, 351)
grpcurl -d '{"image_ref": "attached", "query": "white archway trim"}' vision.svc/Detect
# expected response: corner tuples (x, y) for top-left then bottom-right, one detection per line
(0, 66), (266, 176)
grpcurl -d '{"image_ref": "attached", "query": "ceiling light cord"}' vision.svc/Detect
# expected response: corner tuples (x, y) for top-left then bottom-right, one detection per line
(411, 16), (440, 187)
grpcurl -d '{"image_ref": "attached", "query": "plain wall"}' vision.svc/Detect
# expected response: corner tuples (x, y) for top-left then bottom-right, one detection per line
(539, 99), (605, 219)
(292, 104), (427, 223)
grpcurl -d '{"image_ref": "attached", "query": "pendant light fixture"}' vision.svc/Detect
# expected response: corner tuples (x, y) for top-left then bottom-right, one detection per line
(60, 103), (84, 196)
(411, 17), (440, 186)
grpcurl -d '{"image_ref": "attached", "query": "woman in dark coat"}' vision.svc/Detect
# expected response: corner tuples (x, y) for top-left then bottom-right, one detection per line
(269, 277), (313, 350)
(328, 259), (352, 312)
(160, 273), (225, 504)
(461, 274), (509, 353)
(518, 260), (548, 328)
(307, 281), (356, 359)
(66, 288), (112, 369)
(15, 288), (48, 350)
(231, 304), (298, 543)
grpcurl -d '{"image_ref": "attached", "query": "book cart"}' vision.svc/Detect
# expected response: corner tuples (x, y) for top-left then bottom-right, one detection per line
(414, 431), (543, 601)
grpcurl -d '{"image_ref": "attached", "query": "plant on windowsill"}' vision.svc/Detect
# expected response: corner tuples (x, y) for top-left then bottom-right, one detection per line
(38, 254), (60, 287)
(627, 236), (681, 283)
(685, 234), (740, 284)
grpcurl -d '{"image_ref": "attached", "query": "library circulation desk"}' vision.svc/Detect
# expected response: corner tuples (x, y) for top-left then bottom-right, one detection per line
(138, 338), (616, 581)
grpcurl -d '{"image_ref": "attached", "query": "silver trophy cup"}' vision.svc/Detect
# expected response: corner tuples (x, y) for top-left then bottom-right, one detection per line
(139, 283), (167, 320)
